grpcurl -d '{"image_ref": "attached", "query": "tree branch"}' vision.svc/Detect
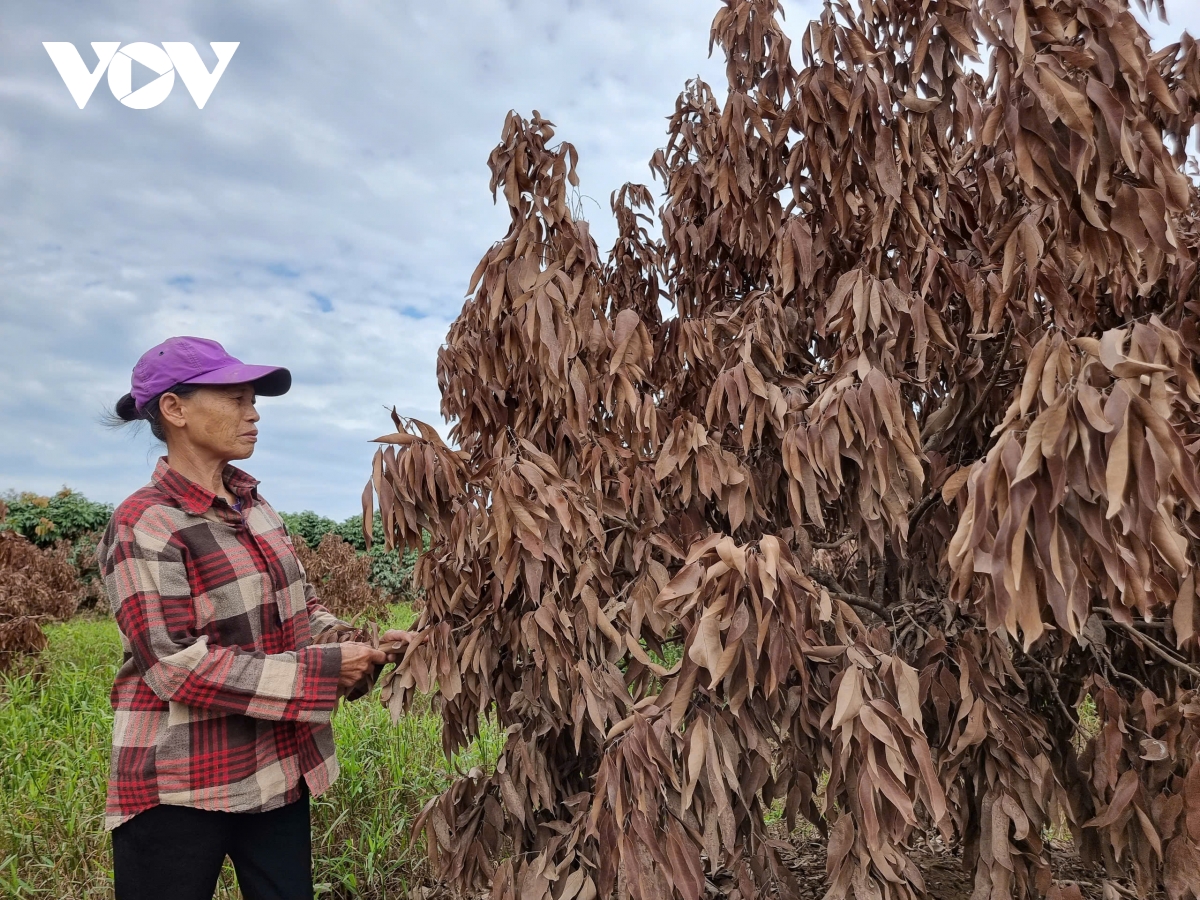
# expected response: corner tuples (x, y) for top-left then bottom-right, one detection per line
(1116, 622), (1200, 682)
(908, 491), (941, 529)
(1093, 645), (1150, 694)
(911, 327), (1015, 532)
(921, 324), (1014, 454)
(813, 532), (854, 550)
(810, 571), (889, 618)
(958, 324), (1015, 432)
(1023, 654), (1079, 731)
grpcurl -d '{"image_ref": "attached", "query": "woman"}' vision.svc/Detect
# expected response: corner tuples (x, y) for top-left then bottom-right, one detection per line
(100, 336), (412, 900)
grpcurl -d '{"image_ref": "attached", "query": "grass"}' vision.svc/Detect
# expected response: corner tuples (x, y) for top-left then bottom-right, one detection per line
(0, 607), (502, 900)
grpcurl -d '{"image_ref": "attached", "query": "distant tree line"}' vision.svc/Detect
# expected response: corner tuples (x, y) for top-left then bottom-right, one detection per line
(0, 489), (422, 603)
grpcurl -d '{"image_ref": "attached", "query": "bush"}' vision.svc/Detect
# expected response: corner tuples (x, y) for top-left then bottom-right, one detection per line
(1, 489), (109, 610)
(0, 532), (81, 668)
(278, 510), (383, 552)
(295, 533), (392, 625)
(68, 531), (105, 610)
(282, 510), (422, 603)
(278, 510), (339, 551)
(364, 544), (418, 603)
(0, 489), (112, 548)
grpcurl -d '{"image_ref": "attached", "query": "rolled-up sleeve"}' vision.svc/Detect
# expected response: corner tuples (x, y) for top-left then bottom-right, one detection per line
(106, 515), (343, 722)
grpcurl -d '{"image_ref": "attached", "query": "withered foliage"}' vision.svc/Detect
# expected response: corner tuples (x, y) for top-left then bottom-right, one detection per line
(368, 0), (1200, 896)
(0, 531), (80, 668)
(295, 533), (392, 625)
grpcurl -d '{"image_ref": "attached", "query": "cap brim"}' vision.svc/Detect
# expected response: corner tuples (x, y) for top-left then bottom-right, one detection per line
(183, 364), (292, 396)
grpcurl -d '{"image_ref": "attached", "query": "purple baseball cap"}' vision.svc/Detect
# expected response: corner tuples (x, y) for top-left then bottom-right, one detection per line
(124, 336), (291, 412)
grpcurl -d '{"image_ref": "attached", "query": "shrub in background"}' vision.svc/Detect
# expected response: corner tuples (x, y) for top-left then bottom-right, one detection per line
(0, 491), (422, 616)
(2, 489), (110, 610)
(69, 531), (105, 609)
(364, 543), (418, 604)
(277, 510), (339, 550)
(0, 531), (81, 668)
(295, 533), (392, 625)
(281, 510), (421, 603)
(0, 488), (112, 548)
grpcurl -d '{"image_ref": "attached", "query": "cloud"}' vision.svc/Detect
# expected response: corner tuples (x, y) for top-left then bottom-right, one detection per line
(0, 0), (1196, 516)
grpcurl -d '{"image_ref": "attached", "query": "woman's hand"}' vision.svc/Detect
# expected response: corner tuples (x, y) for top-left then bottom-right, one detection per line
(337, 642), (387, 691)
(379, 629), (417, 664)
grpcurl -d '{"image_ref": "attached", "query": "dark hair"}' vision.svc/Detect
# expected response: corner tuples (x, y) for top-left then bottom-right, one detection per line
(107, 383), (203, 442)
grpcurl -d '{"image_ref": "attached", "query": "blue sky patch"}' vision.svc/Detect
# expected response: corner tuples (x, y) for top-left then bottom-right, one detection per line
(267, 262), (301, 279)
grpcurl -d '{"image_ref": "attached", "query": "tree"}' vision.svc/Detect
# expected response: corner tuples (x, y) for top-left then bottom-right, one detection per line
(0, 488), (112, 548)
(368, 0), (1200, 896)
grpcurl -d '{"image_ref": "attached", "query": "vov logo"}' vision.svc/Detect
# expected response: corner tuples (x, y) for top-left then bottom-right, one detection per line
(43, 42), (239, 110)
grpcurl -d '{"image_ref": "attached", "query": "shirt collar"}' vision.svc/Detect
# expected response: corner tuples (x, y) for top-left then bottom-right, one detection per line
(151, 457), (261, 516)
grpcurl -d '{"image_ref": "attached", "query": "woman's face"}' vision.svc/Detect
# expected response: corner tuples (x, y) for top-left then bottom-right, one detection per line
(160, 384), (260, 461)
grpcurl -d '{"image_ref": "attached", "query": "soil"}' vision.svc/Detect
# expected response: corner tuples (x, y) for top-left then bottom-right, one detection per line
(770, 836), (1151, 900)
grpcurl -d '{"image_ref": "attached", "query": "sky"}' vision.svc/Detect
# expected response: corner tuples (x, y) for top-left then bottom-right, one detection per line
(0, 0), (1197, 518)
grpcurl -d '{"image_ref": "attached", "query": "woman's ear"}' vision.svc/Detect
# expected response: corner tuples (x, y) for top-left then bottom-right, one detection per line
(158, 392), (188, 428)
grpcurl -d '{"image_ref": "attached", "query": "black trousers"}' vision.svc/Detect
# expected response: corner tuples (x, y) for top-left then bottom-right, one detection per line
(111, 788), (313, 900)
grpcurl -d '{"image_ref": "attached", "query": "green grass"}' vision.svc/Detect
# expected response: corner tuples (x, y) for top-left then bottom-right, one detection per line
(0, 608), (502, 899)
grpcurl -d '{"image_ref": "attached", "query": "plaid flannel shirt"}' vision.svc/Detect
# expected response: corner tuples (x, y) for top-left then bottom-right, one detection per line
(98, 458), (350, 830)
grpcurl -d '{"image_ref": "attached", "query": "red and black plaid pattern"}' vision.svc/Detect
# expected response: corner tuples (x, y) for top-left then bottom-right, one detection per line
(98, 458), (349, 830)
